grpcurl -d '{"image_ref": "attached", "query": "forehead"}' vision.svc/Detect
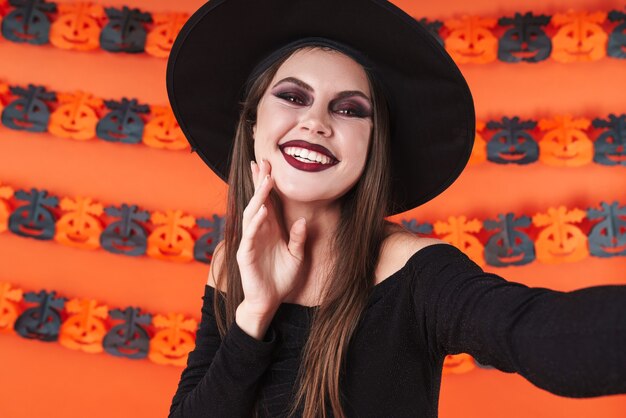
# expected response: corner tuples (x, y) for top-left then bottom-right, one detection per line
(272, 48), (371, 95)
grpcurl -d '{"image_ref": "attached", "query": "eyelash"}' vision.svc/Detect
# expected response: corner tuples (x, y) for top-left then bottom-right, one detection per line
(273, 92), (370, 119)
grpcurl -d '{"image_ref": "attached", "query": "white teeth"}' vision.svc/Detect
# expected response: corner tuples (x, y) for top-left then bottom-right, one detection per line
(283, 146), (333, 165)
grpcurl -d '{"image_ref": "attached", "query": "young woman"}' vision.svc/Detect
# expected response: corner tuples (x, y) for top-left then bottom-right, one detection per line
(166, 0), (626, 417)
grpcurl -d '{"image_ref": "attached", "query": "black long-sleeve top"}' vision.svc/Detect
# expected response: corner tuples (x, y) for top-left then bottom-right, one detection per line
(169, 244), (626, 417)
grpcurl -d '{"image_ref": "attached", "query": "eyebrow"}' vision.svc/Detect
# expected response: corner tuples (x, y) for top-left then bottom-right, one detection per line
(273, 77), (372, 103)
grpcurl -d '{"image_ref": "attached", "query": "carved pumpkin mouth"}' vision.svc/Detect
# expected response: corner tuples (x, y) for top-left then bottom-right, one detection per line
(498, 152), (527, 161)
(12, 118), (34, 128)
(153, 135), (176, 142)
(564, 47), (594, 55)
(552, 152), (579, 160)
(155, 42), (173, 51)
(510, 50), (540, 59)
(497, 253), (525, 263)
(111, 241), (137, 252)
(67, 232), (90, 243)
(548, 248), (575, 257)
(12, 30), (37, 40)
(599, 244), (626, 254)
(60, 124), (83, 133)
(115, 346), (142, 355)
(62, 34), (90, 44)
(458, 49), (485, 57)
(106, 131), (128, 140)
(606, 154), (626, 162)
(18, 223), (45, 235)
(160, 351), (185, 359)
(158, 246), (182, 256)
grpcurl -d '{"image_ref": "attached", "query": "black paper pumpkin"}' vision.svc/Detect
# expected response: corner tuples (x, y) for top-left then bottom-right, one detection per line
(592, 114), (626, 166)
(401, 219), (434, 235)
(99, 6), (152, 53)
(103, 307), (152, 359)
(193, 215), (225, 263)
(14, 290), (66, 341)
(100, 204), (149, 256)
(484, 213), (535, 267)
(487, 117), (539, 164)
(96, 98), (149, 143)
(1, 84), (56, 132)
(498, 12), (552, 63)
(1, 0), (56, 45)
(418, 18), (444, 46)
(607, 10), (626, 59)
(8, 188), (58, 240)
(587, 202), (626, 257)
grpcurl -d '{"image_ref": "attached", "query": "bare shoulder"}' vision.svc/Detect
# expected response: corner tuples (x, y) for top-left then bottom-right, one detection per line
(207, 240), (228, 292)
(375, 228), (447, 284)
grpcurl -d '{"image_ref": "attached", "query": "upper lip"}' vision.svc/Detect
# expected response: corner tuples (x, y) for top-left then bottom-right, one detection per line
(278, 140), (338, 161)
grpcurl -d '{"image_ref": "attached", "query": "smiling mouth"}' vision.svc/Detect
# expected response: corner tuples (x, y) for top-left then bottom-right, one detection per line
(279, 140), (338, 172)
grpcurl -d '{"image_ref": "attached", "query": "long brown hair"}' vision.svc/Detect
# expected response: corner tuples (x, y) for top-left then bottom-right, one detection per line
(212, 45), (392, 418)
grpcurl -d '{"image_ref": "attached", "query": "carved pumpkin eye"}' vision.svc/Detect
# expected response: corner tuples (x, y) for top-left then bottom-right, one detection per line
(33, 16), (41, 24)
(585, 30), (594, 38)
(514, 237), (523, 245)
(476, 34), (485, 41)
(606, 136), (615, 144)
(127, 117), (135, 124)
(566, 31), (575, 38)
(15, 103), (24, 111)
(517, 136), (525, 144)
(65, 20), (72, 27)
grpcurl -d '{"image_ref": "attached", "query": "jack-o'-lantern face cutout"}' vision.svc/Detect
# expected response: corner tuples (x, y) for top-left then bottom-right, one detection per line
(145, 13), (188, 58)
(147, 210), (195, 262)
(48, 91), (103, 140)
(0, 182), (14, 233)
(487, 117), (538, 164)
(96, 98), (149, 144)
(149, 313), (197, 366)
(50, 3), (104, 51)
(607, 11), (626, 58)
(14, 290), (66, 341)
(538, 116), (593, 167)
(194, 215), (225, 264)
(592, 114), (626, 166)
(434, 216), (485, 267)
(1, 0), (56, 45)
(103, 307), (152, 359)
(533, 207), (588, 264)
(443, 354), (475, 375)
(484, 213), (535, 267)
(0, 283), (23, 333)
(587, 202), (626, 257)
(552, 12), (608, 62)
(100, 204), (149, 256)
(54, 197), (104, 249)
(1, 84), (55, 132)
(498, 12), (552, 63)
(8, 188), (58, 240)
(59, 299), (108, 353)
(143, 105), (188, 150)
(468, 121), (486, 165)
(100, 6), (152, 53)
(444, 16), (498, 64)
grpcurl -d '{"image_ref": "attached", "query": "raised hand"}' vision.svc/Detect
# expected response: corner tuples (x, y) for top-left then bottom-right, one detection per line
(236, 159), (307, 319)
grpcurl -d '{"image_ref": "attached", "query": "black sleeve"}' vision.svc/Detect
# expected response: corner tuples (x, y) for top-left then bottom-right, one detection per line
(169, 285), (277, 417)
(410, 244), (626, 398)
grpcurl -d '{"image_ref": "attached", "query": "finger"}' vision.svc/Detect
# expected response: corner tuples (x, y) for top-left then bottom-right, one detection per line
(287, 217), (307, 261)
(242, 173), (273, 228)
(239, 204), (268, 254)
(251, 160), (259, 189)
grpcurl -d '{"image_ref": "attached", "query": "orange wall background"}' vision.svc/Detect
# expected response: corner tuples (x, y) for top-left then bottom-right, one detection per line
(0, 0), (625, 417)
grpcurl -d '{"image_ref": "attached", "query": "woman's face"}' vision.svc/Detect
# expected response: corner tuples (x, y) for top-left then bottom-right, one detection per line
(253, 47), (373, 207)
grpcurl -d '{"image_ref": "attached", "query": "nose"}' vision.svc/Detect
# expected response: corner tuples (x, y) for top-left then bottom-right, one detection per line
(299, 104), (332, 137)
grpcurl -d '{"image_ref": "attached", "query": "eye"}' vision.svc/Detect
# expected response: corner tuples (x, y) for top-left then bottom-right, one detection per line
(274, 91), (307, 105)
(333, 102), (370, 118)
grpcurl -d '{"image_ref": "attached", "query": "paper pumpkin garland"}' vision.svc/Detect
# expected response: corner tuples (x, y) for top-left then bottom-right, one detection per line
(8, 188), (58, 240)
(592, 114), (626, 166)
(146, 210), (196, 262)
(49, 3), (104, 51)
(145, 12), (188, 58)
(0, 282), (23, 333)
(484, 213), (536, 267)
(103, 307), (151, 359)
(538, 116), (593, 167)
(486, 117), (539, 164)
(551, 11), (608, 63)
(434, 216), (486, 267)
(1, 0), (56, 45)
(532, 207), (589, 264)
(142, 105), (187, 150)
(194, 215), (226, 264)
(99, 6), (151, 53)
(48, 91), (103, 140)
(148, 313), (198, 366)
(59, 299), (108, 353)
(587, 202), (626, 257)
(443, 354), (476, 375)
(54, 196), (104, 250)
(100, 204), (149, 256)
(96, 98), (149, 143)
(0, 182), (14, 233)
(444, 16), (499, 64)
(14, 290), (66, 341)
(607, 10), (626, 58)
(498, 12), (552, 63)
(1, 84), (56, 132)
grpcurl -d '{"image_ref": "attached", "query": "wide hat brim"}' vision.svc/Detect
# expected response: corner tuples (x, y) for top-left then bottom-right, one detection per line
(166, 0), (475, 215)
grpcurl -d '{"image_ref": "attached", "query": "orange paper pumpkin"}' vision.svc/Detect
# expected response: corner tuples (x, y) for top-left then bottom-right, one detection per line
(0, 282), (23, 333)
(538, 115), (593, 167)
(0, 182), (14, 233)
(468, 121), (487, 165)
(442, 353), (475, 375)
(147, 210), (196, 262)
(50, 3), (105, 51)
(434, 216), (485, 267)
(149, 313), (197, 366)
(145, 13), (188, 58)
(54, 196), (104, 249)
(532, 206), (589, 264)
(552, 11), (608, 62)
(444, 16), (498, 64)
(142, 105), (189, 150)
(0, 80), (9, 115)
(48, 91), (103, 140)
(59, 299), (108, 353)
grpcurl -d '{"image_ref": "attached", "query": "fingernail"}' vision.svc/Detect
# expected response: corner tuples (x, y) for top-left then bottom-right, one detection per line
(262, 174), (269, 184)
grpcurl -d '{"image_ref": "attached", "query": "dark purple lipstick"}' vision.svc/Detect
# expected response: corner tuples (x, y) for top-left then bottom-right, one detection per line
(279, 140), (338, 172)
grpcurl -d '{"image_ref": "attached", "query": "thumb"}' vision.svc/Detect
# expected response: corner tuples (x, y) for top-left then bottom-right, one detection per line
(287, 217), (307, 261)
